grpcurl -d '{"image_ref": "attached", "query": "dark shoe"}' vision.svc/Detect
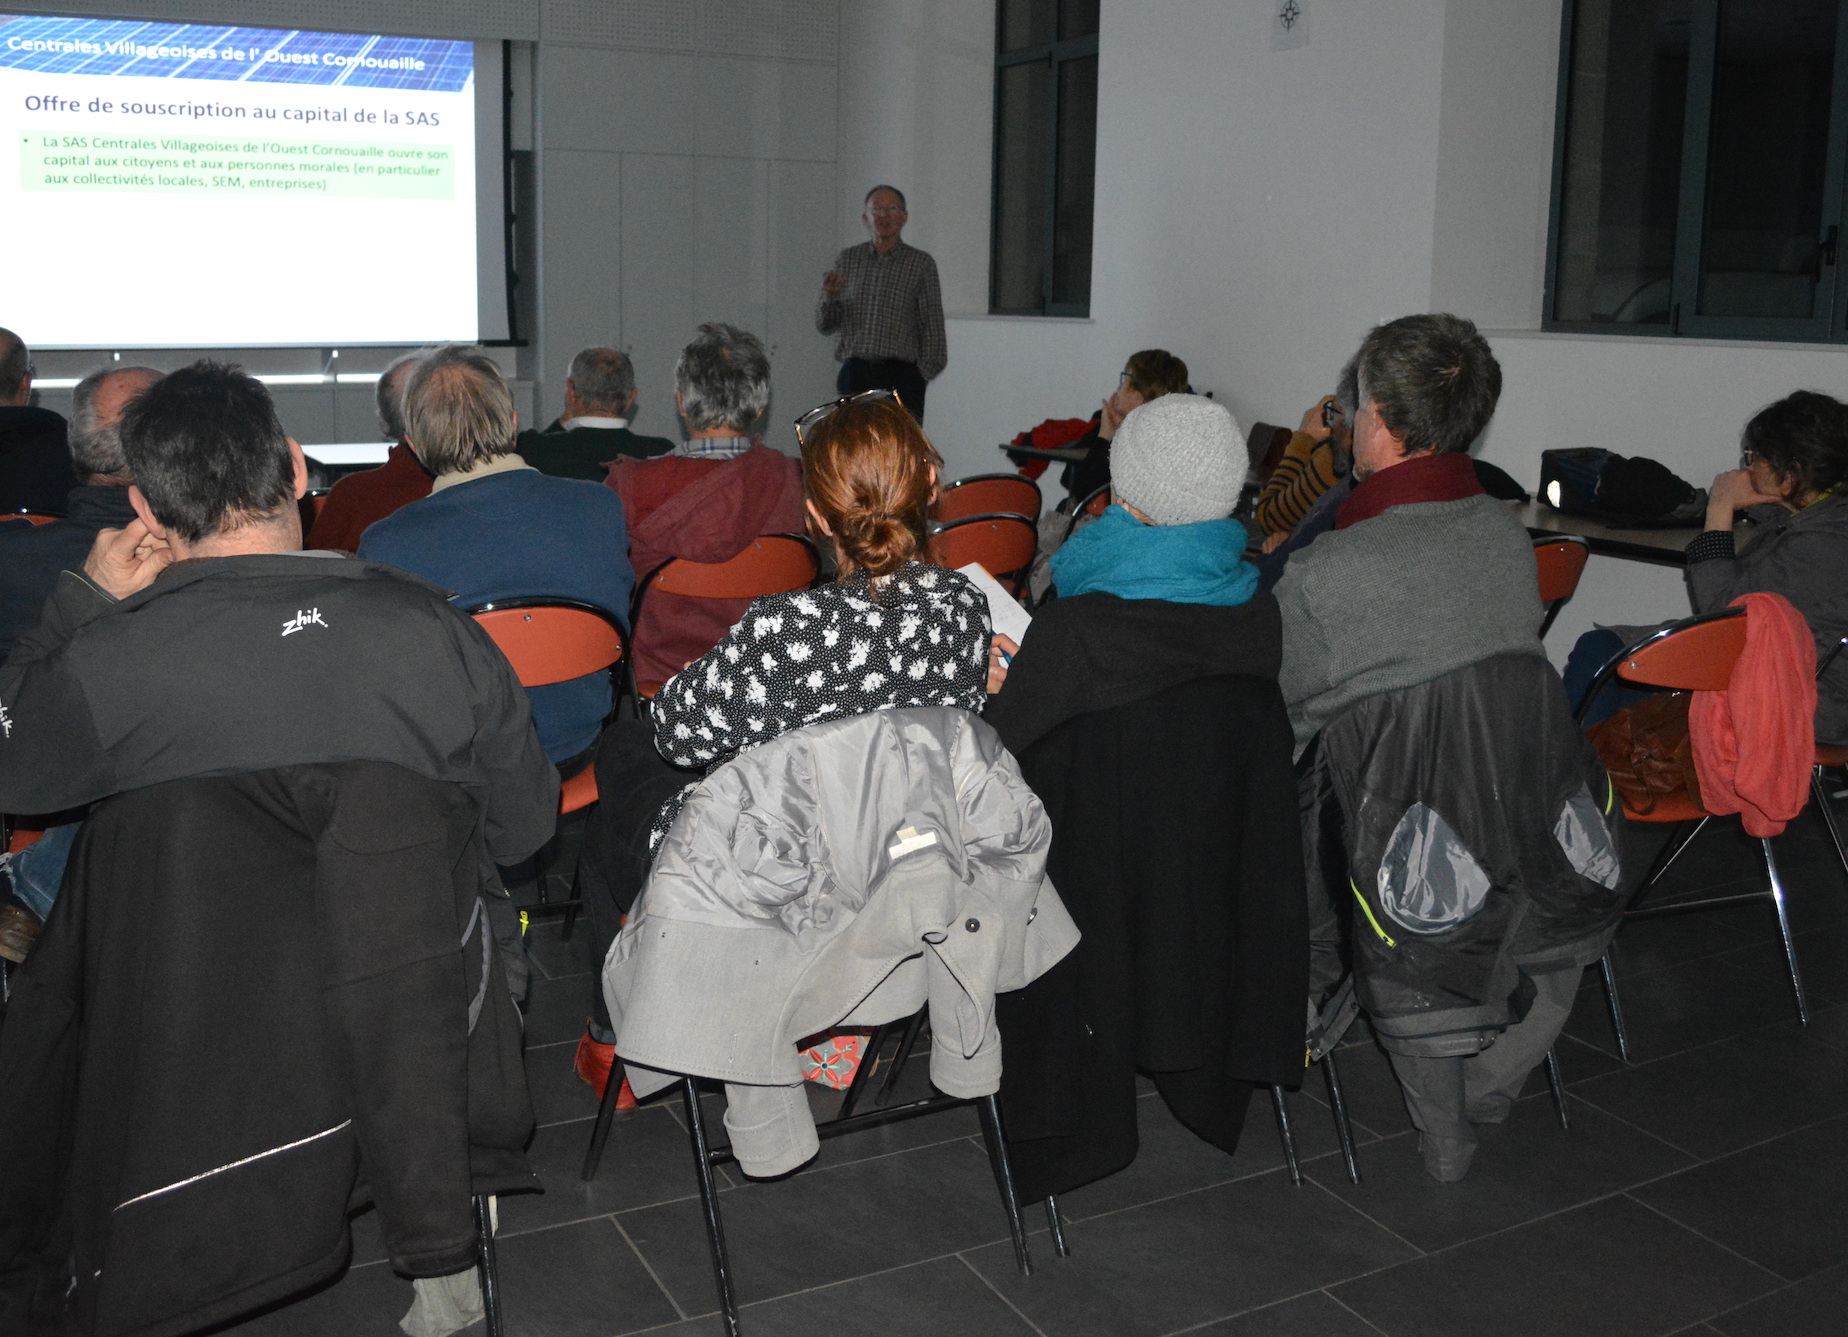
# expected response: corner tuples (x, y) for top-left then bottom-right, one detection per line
(575, 1029), (636, 1110)
(0, 903), (42, 964)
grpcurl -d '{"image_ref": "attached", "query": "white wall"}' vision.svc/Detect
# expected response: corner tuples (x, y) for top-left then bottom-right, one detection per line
(840, 0), (1848, 667)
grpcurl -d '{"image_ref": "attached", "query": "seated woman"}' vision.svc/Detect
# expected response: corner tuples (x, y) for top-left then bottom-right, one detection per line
(1253, 355), (1358, 548)
(1568, 391), (1848, 744)
(1063, 348), (1191, 503)
(576, 389), (994, 1098)
(982, 394), (1309, 1203)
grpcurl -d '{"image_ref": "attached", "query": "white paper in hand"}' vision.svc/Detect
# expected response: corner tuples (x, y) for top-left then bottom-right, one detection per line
(956, 563), (1033, 644)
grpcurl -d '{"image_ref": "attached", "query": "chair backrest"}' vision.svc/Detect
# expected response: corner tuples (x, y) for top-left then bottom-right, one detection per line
(646, 534), (819, 599)
(933, 473), (1042, 525)
(1245, 422), (1293, 478)
(2, 512), (58, 526)
(930, 513), (1037, 591)
(1061, 483), (1112, 544)
(1533, 536), (1590, 605)
(468, 599), (626, 688)
(1615, 609), (1748, 691)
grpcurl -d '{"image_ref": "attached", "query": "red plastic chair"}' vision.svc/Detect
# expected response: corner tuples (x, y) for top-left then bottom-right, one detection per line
(469, 598), (626, 935)
(1533, 535), (1590, 637)
(933, 472), (1042, 526)
(630, 534), (819, 699)
(1061, 483), (1112, 544)
(930, 512), (1038, 597)
(1577, 611), (1846, 1055)
(298, 489), (329, 535)
(2, 512), (58, 526)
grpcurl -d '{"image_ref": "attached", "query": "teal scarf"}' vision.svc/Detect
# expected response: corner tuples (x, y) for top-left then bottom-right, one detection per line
(1049, 504), (1258, 606)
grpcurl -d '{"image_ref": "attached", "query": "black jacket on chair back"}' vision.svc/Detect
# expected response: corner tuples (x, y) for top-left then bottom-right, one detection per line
(0, 761), (535, 1337)
(1299, 652), (1628, 1057)
(985, 593), (1310, 1202)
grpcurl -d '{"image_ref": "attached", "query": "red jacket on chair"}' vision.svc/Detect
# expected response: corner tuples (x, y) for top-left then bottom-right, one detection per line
(1691, 592), (1818, 837)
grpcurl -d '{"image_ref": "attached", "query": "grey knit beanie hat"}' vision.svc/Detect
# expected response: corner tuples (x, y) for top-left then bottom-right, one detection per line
(1110, 393), (1243, 526)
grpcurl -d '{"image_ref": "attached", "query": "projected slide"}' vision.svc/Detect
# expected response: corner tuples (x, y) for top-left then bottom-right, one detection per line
(0, 14), (478, 346)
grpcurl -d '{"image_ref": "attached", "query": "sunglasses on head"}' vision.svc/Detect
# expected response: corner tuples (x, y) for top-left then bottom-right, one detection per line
(794, 388), (900, 446)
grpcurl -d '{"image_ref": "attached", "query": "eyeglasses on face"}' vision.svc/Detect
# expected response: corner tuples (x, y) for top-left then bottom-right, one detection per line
(793, 388), (900, 446)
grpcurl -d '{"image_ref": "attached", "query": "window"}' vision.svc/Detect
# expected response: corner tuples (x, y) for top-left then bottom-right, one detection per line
(1546, 0), (1848, 342)
(991, 0), (1099, 316)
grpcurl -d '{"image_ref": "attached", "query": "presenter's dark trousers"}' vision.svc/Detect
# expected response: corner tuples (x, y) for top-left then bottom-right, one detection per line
(838, 356), (927, 421)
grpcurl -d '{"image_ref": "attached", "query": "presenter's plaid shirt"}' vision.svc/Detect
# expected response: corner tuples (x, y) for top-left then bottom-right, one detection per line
(814, 240), (948, 382)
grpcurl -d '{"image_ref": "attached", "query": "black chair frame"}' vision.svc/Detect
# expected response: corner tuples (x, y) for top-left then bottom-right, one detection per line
(473, 1192), (505, 1337)
(1575, 615), (1848, 1060)
(582, 1010), (1060, 1336)
(463, 596), (627, 938)
(1061, 483), (1112, 545)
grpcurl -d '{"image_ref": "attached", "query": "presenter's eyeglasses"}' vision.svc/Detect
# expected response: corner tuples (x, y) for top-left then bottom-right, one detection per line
(794, 388), (900, 446)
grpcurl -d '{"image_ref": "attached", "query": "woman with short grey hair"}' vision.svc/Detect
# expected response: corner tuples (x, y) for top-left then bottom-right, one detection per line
(673, 322), (771, 435)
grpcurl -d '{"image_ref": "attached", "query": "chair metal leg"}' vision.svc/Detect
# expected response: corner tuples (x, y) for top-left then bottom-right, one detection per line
(681, 1077), (741, 1335)
(1044, 1195), (1070, 1258)
(836, 1021), (896, 1122)
(1542, 1049), (1570, 1131)
(1270, 1086), (1302, 1187)
(1636, 817), (1710, 898)
(1814, 767), (1848, 879)
(561, 860), (582, 940)
(876, 1006), (930, 1107)
(1762, 838), (1810, 1026)
(1321, 1051), (1361, 1185)
(1598, 952), (1631, 1064)
(580, 1054), (626, 1182)
(974, 1094), (1032, 1277)
(473, 1194), (503, 1337)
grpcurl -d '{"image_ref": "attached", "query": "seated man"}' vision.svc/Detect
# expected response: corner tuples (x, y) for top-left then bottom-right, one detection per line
(983, 394), (1308, 1202)
(359, 345), (633, 769)
(518, 346), (675, 480)
(0, 327), (77, 516)
(1277, 315), (1612, 1184)
(304, 350), (432, 552)
(0, 361), (557, 969)
(606, 322), (804, 690)
(0, 364), (161, 661)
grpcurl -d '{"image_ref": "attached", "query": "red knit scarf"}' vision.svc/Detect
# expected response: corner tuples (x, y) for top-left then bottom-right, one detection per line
(1335, 452), (1483, 530)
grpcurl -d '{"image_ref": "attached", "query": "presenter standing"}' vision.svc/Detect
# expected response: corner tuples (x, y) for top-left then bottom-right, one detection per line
(816, 186), (947, 421)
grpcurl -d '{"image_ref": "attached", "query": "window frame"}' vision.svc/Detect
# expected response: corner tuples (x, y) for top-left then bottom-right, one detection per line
(989, 11), (1099, 317)
(1542, 0), (1848, 343)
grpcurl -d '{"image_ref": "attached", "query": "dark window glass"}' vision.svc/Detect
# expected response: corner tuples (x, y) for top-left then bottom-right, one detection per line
(1059, 0), (1100, 40)
(999, 0), (1055, 53)
(1051, 54), (1097, 308)
(1553, 0), (1691, 324)
(1696, 0), (1837, 319)
(993, 58), (1052, 314)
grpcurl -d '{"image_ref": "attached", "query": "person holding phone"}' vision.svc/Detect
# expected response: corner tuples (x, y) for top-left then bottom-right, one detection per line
(1254, 360), (1359, 546)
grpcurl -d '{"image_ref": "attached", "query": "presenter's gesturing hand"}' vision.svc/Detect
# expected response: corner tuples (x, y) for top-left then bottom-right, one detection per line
(84, 518), (174, 600)
(822, 269), (846, 300)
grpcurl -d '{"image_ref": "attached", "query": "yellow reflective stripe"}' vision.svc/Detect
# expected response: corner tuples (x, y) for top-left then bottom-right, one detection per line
(1305, 1045), (1314, 1069)
(1350, 877), (1396, 947)
(1603, 772), (1616, 815)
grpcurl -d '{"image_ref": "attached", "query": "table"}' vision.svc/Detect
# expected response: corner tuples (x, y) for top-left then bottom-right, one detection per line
(999, 443), (1090, 464)
(1517, 501), (1699, 568)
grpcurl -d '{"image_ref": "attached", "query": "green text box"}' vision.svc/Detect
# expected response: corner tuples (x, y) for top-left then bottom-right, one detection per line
(20, 132), (454, 200)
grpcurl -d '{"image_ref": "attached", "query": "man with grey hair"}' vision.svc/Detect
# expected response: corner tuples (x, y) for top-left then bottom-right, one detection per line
(518, 346), (675, 481)
(0, 364), (162, 661)
(358, 344), (633, 768)
(304, 350), (434, 551)
(0, 326), (78, 516)
(816, 185), (947, 420)
(605, 322), (804, 687)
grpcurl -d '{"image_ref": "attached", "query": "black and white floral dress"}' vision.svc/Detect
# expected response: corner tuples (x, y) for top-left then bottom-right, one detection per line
(647, 561), (992, 843)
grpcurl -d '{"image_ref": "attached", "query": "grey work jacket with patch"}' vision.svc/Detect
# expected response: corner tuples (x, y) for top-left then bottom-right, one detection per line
(602, 706), (1080, 1178)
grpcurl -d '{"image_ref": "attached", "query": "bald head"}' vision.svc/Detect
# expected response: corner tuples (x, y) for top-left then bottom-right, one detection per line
(0, 328), (28, 406)
(70, 365), (163, 482)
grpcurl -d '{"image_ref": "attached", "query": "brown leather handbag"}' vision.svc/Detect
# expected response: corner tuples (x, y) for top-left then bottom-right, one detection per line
(1585, 691), (1704, 815)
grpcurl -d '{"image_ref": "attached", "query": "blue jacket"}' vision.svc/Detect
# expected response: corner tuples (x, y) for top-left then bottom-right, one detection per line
(359, 468), (633, 762)
(0, 486), (139, 664)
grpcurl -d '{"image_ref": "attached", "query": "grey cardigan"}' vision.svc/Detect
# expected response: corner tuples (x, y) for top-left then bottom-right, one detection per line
(1275, 493), (1546, 751)
(1686, 492), (1848, 746)
(602, 706), (1079, 1178)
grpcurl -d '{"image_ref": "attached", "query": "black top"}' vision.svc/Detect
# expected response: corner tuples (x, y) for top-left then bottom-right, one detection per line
(0, 405), (76, 517)
(0, 484), (138, 662)
(516, 420), (675, 481)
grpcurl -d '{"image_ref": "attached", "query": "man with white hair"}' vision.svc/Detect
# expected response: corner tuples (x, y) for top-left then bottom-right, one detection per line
(518, 346), (675, 480)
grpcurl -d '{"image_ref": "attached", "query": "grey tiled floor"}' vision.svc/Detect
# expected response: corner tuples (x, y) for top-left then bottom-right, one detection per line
(223, 792), (1848, 1337)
